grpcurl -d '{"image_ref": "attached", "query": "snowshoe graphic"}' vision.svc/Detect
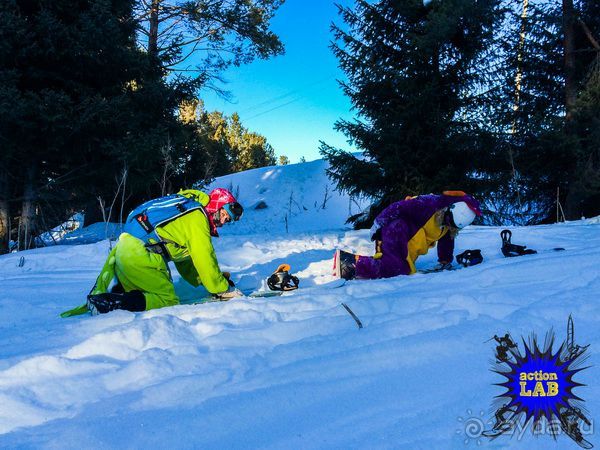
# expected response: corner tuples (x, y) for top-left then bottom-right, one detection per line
(559, 408), (594, 449)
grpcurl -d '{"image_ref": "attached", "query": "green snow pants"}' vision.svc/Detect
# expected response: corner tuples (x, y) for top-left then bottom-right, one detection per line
(61, 233), (179, 317)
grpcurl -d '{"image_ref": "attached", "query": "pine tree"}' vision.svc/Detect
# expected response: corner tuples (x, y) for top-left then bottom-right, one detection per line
(489, 0), (600, 222)
(481, 0), (568, 224)
(563, 0), (600, 218)
(0, 0), (194, 249)
(321, 0), (502, 226)
(0, 0), (25, 250)
(220, 112), (276, 173)
(566, 60), (600, 218)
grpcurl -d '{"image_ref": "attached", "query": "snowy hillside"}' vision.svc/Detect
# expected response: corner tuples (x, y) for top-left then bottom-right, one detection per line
(0, 160), (599, 449)
(205, 158), (369, 235)
(58, 158), (369, 245)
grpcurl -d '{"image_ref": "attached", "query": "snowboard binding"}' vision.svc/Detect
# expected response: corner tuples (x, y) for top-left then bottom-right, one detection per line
(500, 229), (537, 257)
(455, 249), (483, 267)
(267, 264), (300, 291)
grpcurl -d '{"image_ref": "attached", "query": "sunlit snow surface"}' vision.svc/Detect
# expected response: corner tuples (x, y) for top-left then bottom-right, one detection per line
(0, 161), (599, 449)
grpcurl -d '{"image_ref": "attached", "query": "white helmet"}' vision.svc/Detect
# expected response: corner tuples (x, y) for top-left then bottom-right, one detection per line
(448, 201), (476, 229)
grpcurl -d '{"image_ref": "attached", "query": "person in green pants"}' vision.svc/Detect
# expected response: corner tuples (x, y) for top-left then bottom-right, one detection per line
(61, 188), (243, 316)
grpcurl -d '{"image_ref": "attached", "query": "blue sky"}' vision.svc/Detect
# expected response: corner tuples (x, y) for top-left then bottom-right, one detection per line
(199, 0), (356, 163)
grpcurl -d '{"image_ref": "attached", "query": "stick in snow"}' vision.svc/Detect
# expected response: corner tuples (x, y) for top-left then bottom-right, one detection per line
(341, 303), (363, 329)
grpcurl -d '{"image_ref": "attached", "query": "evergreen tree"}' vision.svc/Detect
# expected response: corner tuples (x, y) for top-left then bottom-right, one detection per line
(0, 0), (194, 249)
(563, 0), (600, 218)
(170, 104), (276, 188)
(489, 0), (600, 222)
(483, 0), (567, 224)
(0, 1), (25, 250)
(566, 61), (600, 218)
(321, 0), (502, 227)
(227, 113), (276, 172)
(227, 113), (246, 171)
(240, 132), (276, 169)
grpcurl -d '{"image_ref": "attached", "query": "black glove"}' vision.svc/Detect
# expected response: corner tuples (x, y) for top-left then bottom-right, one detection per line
(223, 272), (235, 287)
(371, 228), (382, 242)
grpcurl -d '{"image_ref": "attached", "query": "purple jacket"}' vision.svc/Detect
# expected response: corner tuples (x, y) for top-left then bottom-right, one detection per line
(374, 193), (479, 263)
(354, 192), (481, 280)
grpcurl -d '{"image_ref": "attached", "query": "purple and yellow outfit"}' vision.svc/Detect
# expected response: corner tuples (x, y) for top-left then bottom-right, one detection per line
(355, 193), (481, 279)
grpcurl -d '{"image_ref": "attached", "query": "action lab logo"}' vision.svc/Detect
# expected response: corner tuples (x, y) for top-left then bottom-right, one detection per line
(482, 315), (593, 449)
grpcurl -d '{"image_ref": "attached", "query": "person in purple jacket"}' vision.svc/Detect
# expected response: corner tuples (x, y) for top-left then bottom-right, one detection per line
(333, 191), (482, 280)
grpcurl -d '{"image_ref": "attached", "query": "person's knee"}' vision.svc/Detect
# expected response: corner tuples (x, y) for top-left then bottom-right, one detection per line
(379, 255), (411, 278)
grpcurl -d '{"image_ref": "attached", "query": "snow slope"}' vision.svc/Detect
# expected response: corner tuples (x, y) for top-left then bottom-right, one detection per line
(58, 158), (369, 245)
(0, 161), (599, 449)
(205, 158), (369, 235)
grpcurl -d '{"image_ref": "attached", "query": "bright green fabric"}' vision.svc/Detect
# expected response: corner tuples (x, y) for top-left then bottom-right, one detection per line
(60, 304), (90, 318)
(113, 232), (179, 310)
(91, 246), (118, 294)
(157, 209), (229, 294)
(177, 189), (210, 206)
(61, 189), (229, 317)
(174, 259), (201, 287)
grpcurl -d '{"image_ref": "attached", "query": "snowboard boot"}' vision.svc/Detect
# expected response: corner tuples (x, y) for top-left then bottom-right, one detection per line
(333, 249), (357, 280)
(87, 291), (146, 315)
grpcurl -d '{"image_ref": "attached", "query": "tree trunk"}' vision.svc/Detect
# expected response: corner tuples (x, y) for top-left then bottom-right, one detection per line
(564, 181), (584, 219)
(18, 166), (37, 251)
(563, 0), (577, 120)
(0, 169), (9, 254)
(512, 0), (529, 133)
(148, 0), (160, 59)
(562, 0), (580, 217)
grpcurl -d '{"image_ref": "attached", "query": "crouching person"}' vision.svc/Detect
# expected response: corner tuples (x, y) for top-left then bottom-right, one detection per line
(61, 188), (243, 316)
(334, 191), (481, 280)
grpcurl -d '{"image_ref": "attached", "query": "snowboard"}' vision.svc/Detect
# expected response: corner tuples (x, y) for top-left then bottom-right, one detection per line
(418, 246), (567, 275)
(194, 278), (347, 304)
(417, 265), (464, 274)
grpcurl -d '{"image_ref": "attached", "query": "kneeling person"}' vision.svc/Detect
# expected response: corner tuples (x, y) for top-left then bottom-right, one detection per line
(334, 191), (481, 280)
(63, 188), (243, 316)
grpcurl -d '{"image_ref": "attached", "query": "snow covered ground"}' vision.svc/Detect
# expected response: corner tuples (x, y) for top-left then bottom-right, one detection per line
(1, 160), (599, 449)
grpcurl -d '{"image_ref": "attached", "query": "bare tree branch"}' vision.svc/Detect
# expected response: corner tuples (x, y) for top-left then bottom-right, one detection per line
(579, 19), (600, 51)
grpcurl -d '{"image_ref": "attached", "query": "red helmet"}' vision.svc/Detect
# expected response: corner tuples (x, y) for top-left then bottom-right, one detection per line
(206, 188), (237, 214)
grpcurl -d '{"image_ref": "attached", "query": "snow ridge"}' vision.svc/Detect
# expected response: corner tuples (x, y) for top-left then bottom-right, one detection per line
(0, 160), (599, 449)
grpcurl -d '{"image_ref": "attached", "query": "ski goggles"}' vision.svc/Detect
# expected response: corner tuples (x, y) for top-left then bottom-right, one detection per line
(223, 202), (244, 222)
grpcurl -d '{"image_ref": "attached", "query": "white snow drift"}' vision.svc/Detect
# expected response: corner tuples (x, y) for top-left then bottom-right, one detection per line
(0, 159), (599, 449)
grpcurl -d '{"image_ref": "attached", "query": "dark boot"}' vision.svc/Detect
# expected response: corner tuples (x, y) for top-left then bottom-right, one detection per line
(87, 291), (146, 315)
(334, 249), (357, 280)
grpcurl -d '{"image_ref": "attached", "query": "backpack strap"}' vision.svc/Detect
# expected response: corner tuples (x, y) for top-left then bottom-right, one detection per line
(144, 202), (210, 261)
